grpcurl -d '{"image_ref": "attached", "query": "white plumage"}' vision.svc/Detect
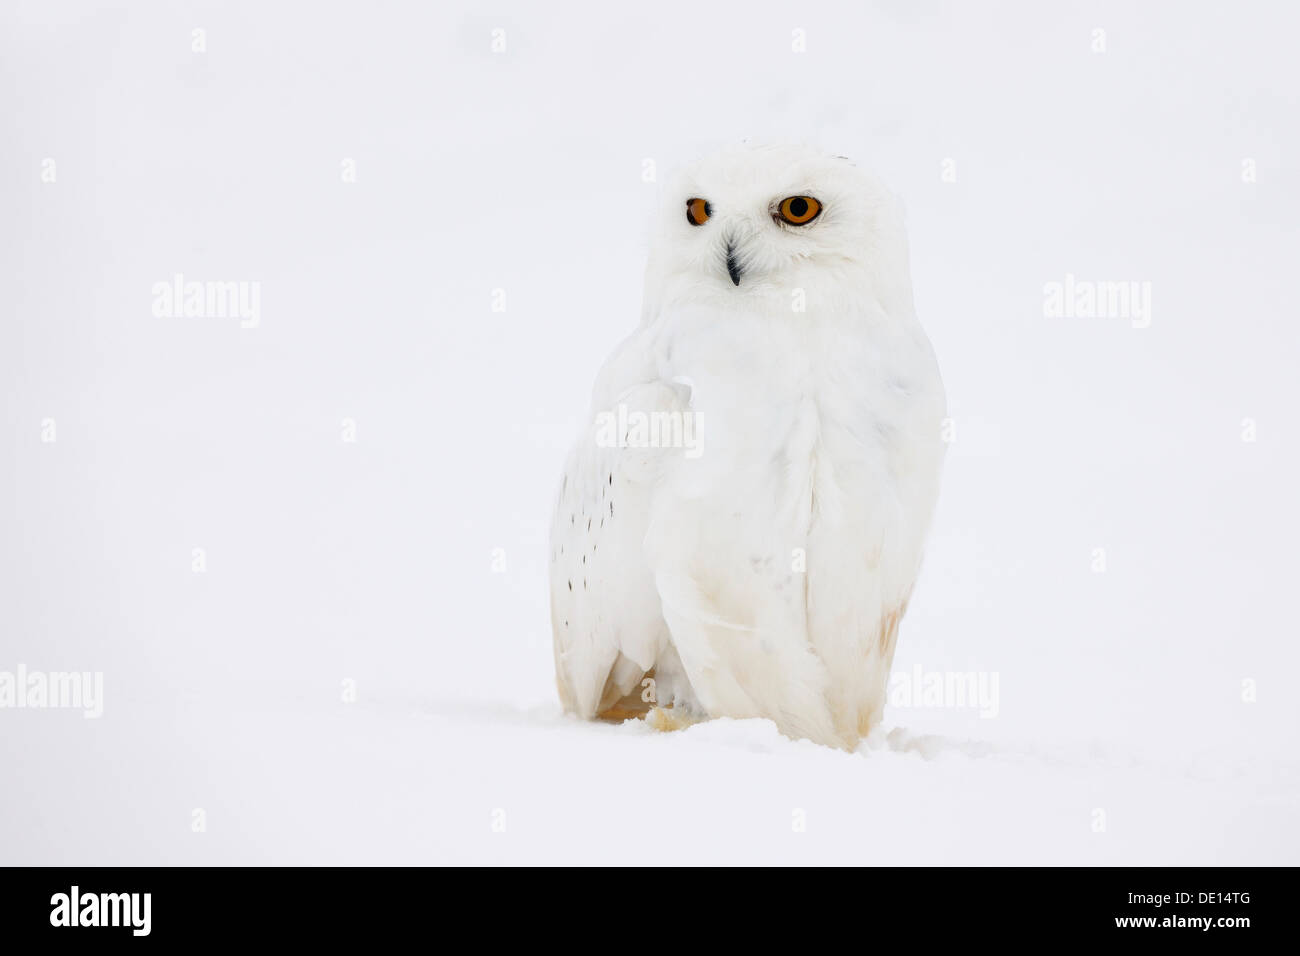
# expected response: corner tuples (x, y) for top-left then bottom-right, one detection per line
(550, 143), (945, 750)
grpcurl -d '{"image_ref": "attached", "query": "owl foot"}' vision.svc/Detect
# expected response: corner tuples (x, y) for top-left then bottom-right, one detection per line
(646, 706), (701, 733)
(595, 702), (650, 723)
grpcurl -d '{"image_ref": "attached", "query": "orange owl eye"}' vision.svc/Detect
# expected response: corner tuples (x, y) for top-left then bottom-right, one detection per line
(686, 198), (711, 226)
(777, 196), (822, 225)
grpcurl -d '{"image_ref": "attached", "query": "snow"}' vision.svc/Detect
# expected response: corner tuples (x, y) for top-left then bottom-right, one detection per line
(2, 0), (1298, 864)
(6, 694), (1293, 865)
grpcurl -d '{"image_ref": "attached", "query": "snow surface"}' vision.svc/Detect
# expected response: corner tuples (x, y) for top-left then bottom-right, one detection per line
(2, 0), (1298, 864)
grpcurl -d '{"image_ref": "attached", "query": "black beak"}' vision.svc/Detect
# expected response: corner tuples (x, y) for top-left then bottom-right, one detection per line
(725, 241), (742, 286)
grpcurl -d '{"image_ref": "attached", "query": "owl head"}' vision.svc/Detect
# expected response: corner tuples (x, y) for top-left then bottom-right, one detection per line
(643, 143), (914, 320)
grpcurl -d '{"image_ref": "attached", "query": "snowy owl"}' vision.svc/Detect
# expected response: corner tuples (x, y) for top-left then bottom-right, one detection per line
(550, 143), (945, 750)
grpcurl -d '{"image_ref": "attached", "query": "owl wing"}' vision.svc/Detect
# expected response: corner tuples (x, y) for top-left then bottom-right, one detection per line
(549, 330), (688, 719)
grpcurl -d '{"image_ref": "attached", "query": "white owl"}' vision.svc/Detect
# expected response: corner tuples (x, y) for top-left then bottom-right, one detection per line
(550, 143), (945, 750)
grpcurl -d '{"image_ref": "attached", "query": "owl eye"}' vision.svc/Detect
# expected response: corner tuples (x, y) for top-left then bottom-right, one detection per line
(777, 196), (822, 225)
(686, 198), (711, 226)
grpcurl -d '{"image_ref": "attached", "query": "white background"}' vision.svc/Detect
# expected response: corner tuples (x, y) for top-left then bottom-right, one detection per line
(2, 0), (1297, 864)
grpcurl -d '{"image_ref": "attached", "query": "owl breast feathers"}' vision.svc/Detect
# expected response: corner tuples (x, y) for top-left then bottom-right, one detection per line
(550, 143), (946, 751)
